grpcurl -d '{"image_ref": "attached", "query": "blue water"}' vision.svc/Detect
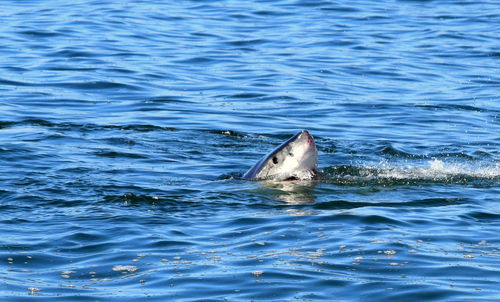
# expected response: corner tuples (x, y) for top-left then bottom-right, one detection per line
(1, 0), (499, 300)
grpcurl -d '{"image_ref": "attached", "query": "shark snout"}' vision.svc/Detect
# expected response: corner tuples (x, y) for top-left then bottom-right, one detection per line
(301, 130), (314, 146)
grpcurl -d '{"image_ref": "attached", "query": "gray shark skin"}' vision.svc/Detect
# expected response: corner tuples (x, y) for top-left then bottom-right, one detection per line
(243, 130), (318, 181)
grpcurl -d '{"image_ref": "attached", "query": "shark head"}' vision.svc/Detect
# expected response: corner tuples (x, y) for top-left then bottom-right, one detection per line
(243, 130), (318, 181)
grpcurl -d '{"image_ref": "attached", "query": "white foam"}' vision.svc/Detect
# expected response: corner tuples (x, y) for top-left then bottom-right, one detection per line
(375, 159), (500, 180)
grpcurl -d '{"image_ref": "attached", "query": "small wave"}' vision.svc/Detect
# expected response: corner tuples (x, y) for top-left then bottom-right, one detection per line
(377, 143), (425, 159)
(19, 30), (61, 38)
(0, 77), (31, 86)
(0, 119), (177, 133)
(207, 129), (247, 138)
(173, 56), (216, 64)
(226, 39), (269, 47)
(230, 92), (267, 99)
(415, 104), (488, 113)
(52, 80), (142, 90)
(50, 49), (97, 58)
(93, 150), (147, 159)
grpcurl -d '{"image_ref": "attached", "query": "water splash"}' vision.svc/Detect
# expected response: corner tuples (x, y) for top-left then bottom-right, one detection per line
(380, 159), (499, 179)
(324, 159), (500, 186)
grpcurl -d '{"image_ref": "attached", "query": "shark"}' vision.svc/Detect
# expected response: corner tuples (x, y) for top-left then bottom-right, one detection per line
(243, 130), (318, 181)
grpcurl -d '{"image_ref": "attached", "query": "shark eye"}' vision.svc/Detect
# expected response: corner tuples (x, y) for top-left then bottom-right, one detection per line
(272, 156), (278, 164)
(289, 152), (294, 157)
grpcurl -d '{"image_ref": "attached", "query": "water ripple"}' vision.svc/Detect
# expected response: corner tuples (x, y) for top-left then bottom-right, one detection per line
(1, 0), (499, 300)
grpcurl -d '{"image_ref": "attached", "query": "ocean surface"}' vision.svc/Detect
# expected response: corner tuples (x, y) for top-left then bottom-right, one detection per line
(1, 0), (499, 301)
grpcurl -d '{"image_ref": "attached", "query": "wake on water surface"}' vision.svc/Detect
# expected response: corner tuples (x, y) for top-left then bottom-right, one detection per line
(237, 159), (499, 206)
(322, 159), (500, 186)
